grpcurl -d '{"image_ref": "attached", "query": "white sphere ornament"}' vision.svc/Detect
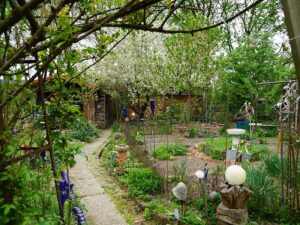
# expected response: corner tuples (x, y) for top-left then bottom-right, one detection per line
(172, 182), (187, 201)
(225, 165), (246, 185)
(195, 170), (205, 179)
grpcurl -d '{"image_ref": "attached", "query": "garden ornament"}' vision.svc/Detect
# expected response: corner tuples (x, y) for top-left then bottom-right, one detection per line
(217, 165), (253, 224)
(226, 128), (246, 148)
(195, 170), (205, 179)
(131, 112), (136, 118)
(208, 191), (219, 203)
(225, 165), (246, 186)
(150, 100), (155, 115)
(204, 168), (209, 179)
(172, 182), (187, 201)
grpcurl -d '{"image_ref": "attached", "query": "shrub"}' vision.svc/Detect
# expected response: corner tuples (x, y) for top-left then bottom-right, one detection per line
(69, 118), (99, 142)
(155, 143), (188, 160)
(123, 168), (162, 197)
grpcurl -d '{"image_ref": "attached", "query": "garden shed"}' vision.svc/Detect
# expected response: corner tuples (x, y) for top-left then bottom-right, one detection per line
(32, 75), (114, 128)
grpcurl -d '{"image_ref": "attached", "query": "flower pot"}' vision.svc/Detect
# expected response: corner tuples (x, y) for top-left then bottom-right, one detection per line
(115, 144), (129, 166)
(117, 151), (127, 165)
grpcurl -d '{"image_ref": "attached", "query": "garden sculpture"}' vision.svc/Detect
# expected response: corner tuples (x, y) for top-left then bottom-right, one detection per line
(216, 165), (253, 225)
(172, 182), (187, 216)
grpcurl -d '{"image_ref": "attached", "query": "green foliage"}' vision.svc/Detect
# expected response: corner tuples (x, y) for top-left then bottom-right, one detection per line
(192, 196), (221, 224)
(200, 137), (228, 160)
(45, 101), (82, 129)
(0, 163), (60, 224)
(69, 118), (99, 142)
(188, 126), (199, 138)
(216, 37), (293, 120)
(245, 164), (300, 223)
(170, 101), (190, 123)
(245, 165), (280, 216)
(107, 151), (118, 168)
(254, 128), (278, 138)
(144, 200), (167, 220)
(200, 137), (270, 160)
(134, 131), (145, 145)
(263, 154), (281, 178)
(181, 210), (205, 225)
(102, 133), (127, 168)
(155, 143), (188, 160)
(155, 123), (172, 135)
(111, 124), (120, 133)
(122, 168), (162, 197)
(172, 159), (188, 183)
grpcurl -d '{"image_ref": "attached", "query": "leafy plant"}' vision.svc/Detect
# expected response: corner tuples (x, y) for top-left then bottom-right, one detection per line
(122, 168), (162, 197)
(111, 124), (120, 132)
(172, 159), (188, 182)
(155, 143), (188, 160)
(144, 200), (166, 220)
(107, 151), (118, 168)
(199, 137), (228, 160)
(245, 165), (279, 213)
(69, 118), (99, 142)
(134, 131), (145, 145)
(188, 126), (199, 138)
(192, 197), (220, 224)
(263, 154), (280, 179)
(200, 137), (270, 160)
(181, 210), (205, 225)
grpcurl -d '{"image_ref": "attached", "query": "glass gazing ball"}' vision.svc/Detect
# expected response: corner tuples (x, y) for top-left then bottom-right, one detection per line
(195, 170), (204, 179)
(225, 165), (246, 185)
(209, 191), (219, 203)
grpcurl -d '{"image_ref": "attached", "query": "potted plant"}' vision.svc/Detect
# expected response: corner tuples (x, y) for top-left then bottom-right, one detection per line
(115, 144), (129, 165)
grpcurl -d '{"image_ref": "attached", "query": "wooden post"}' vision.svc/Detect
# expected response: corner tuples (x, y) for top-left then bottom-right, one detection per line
(281, 0), (300, 87)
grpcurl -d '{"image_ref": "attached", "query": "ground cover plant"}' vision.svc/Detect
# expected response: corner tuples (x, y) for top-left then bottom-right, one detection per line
(121, 167), (163, 198)
(155, 143), (188, 160)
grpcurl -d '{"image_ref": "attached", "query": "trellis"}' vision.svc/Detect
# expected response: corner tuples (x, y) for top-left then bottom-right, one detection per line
(275, 80), (300, 214)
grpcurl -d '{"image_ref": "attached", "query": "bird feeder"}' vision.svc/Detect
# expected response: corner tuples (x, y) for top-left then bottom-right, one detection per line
(225, 129), (245, 165)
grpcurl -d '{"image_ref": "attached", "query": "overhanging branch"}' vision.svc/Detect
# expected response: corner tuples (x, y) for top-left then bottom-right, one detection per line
(102, 0), (264, 34)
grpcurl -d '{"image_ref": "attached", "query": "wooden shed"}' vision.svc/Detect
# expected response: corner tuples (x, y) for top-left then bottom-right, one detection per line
(32, 75), (114, 128)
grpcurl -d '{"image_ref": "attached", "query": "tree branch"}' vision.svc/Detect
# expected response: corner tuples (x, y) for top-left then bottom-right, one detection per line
(0, 0), (44, 35)
(0, 0), (67, 74)
(102, 0), (264, 34)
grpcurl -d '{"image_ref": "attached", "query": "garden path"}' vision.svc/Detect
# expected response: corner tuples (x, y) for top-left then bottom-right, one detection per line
(70, 129), (128, 225)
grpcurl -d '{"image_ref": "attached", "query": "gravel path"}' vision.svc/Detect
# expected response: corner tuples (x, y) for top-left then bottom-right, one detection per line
(70, 130), (128, 225)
